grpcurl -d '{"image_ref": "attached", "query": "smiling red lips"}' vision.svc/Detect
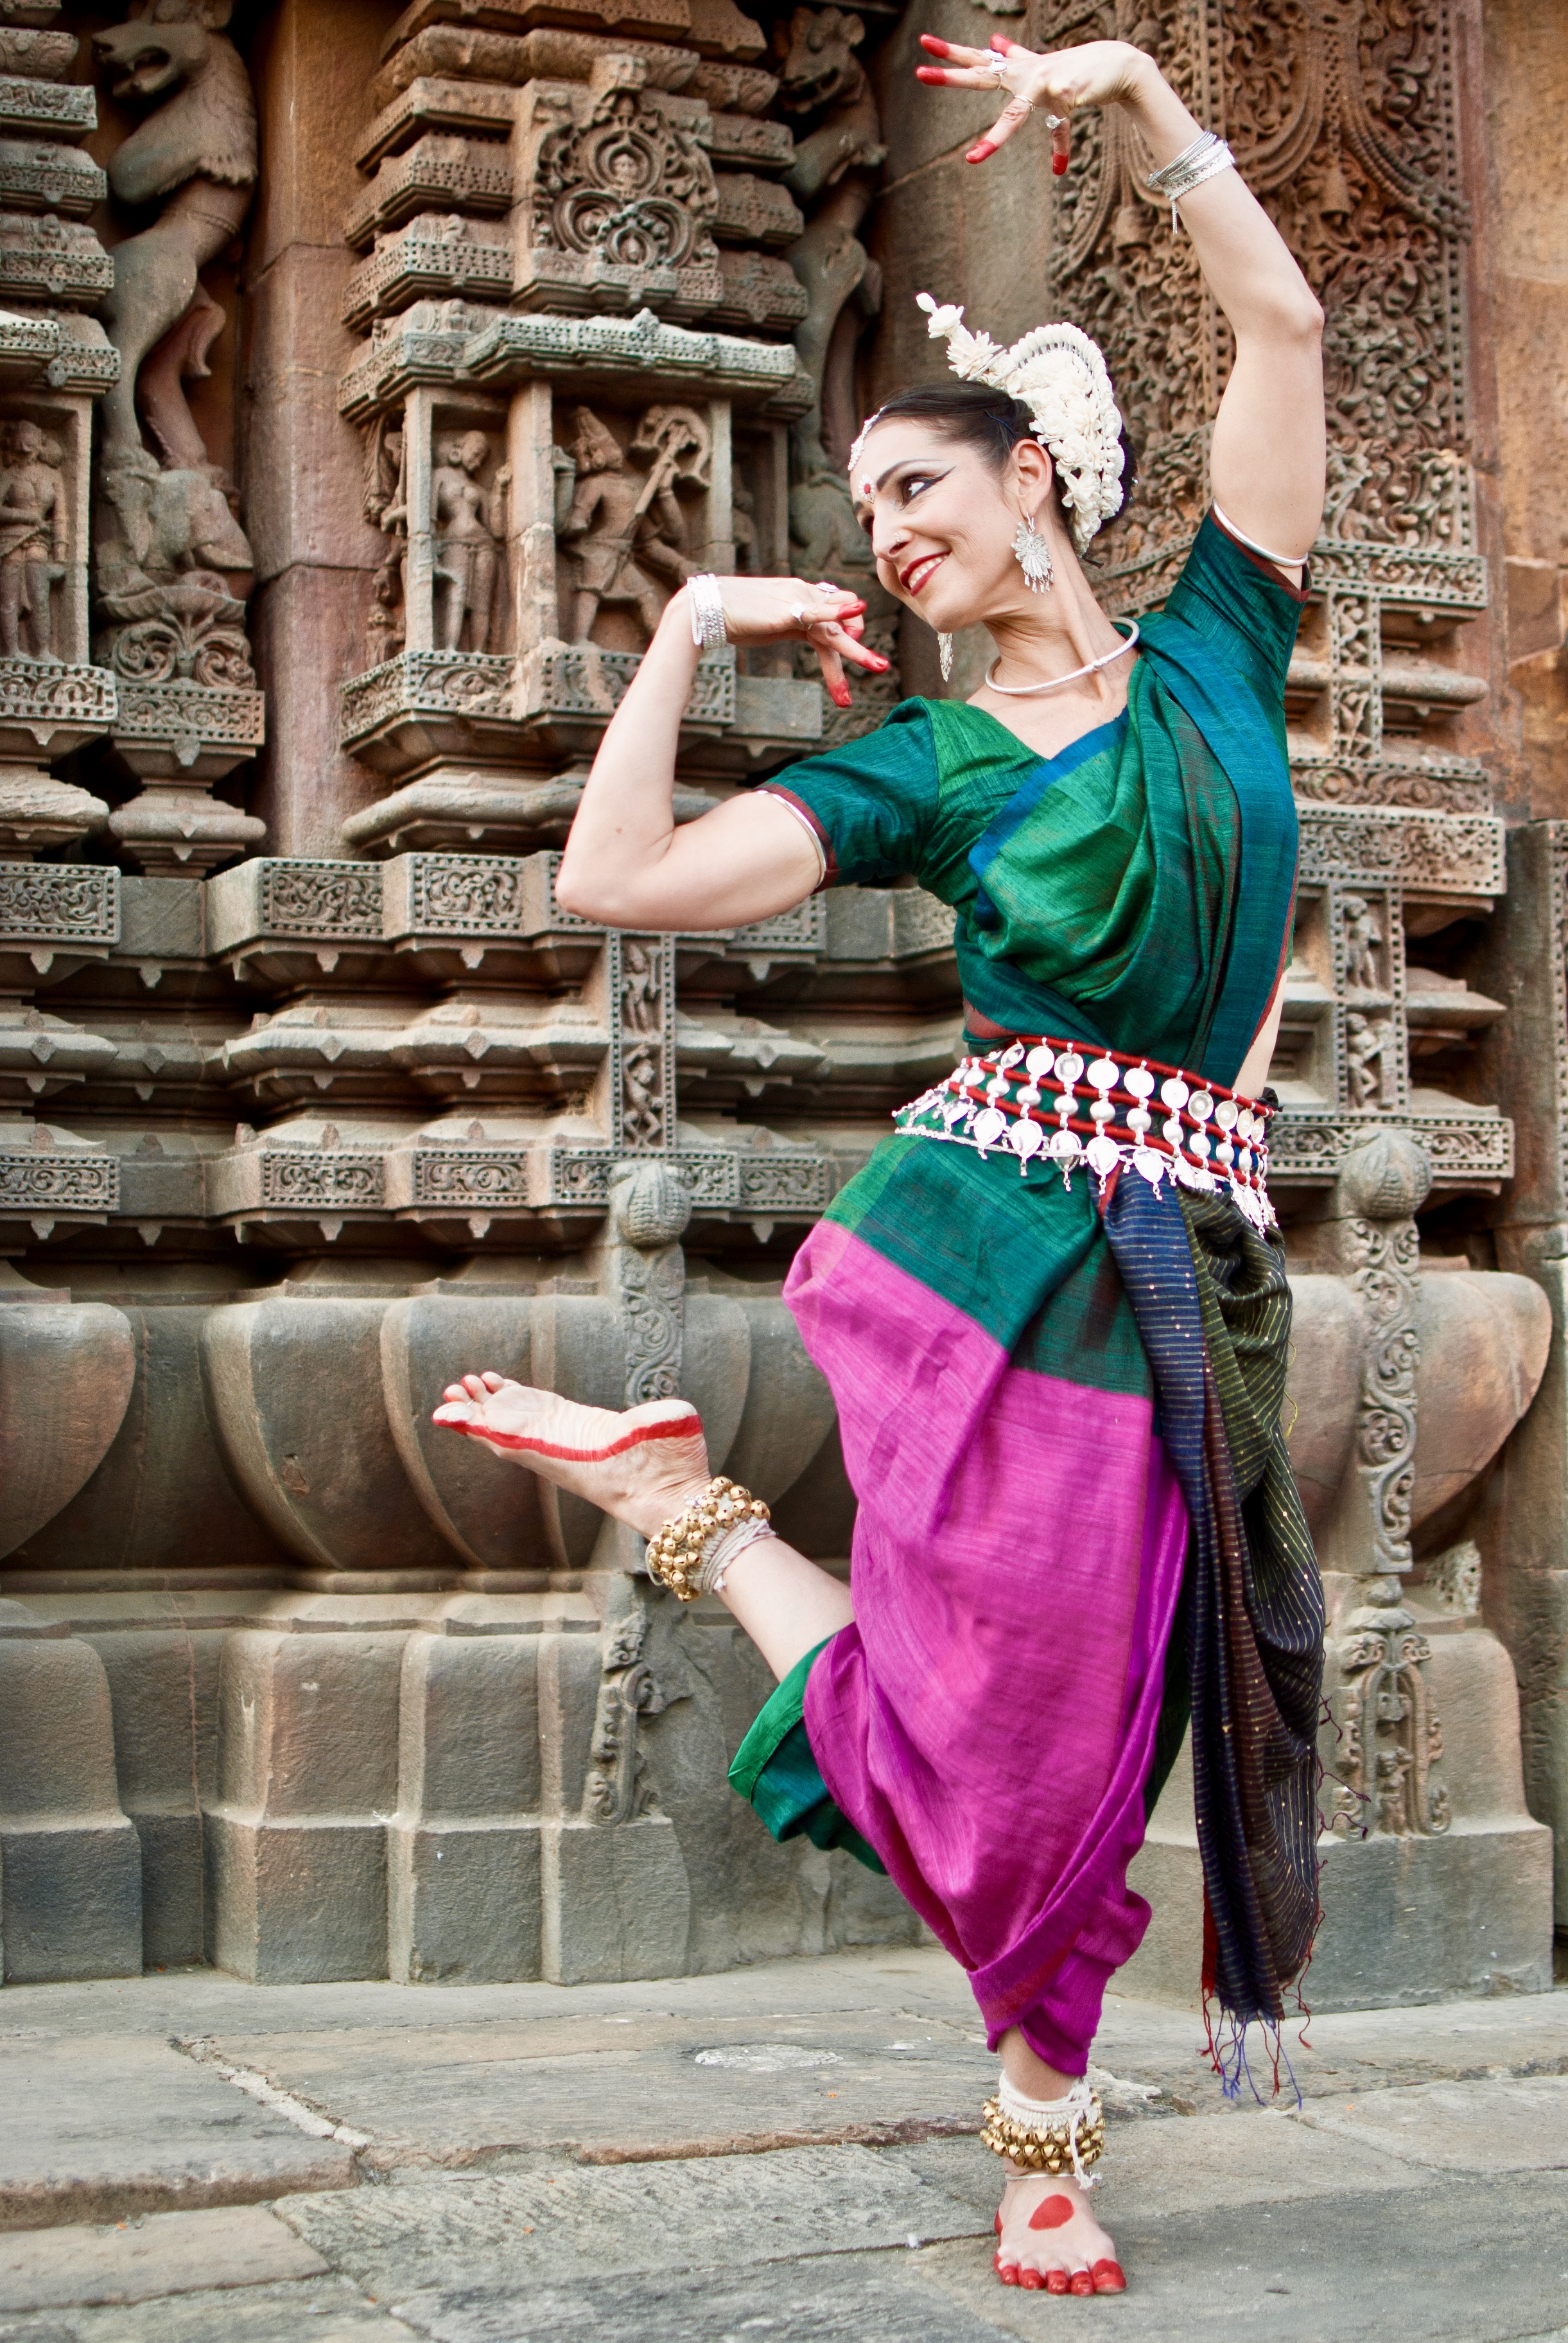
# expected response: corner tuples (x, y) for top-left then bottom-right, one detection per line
(900, 552), (946, 595)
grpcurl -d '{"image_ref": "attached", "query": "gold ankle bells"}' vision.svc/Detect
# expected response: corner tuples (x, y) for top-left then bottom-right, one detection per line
(980, 2079), (1105, 2182)
(645, 1475), (771, 1602)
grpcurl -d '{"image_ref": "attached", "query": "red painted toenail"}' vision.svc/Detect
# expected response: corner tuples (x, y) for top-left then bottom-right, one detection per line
(1027, 2195), (1075, 2231)
(1092, 2259), (1128, 2294)
(1070, 2270), (1094, 2295)
(1021, 2270), (1045, 2290)
(998, 2262), (1020, 2286)
(1045, 2270), (1070, 2295)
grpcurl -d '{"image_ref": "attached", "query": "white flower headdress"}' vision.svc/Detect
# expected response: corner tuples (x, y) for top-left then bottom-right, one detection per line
(848, 292), (1126, 552)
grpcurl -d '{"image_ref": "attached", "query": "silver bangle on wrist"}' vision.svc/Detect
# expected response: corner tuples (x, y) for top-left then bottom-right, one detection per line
(1146, 129), (1235, 230)
(688, 573), (729, 651)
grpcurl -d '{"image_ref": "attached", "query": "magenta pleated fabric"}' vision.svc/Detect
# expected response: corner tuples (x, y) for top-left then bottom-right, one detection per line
(788, 1215), (1190, 2075)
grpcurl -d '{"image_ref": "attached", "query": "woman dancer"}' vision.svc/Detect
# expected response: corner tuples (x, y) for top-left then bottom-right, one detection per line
(436, 28), (1327, 2299)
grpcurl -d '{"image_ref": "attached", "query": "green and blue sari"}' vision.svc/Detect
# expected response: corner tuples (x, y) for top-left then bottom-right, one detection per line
(733, 514), (1325, 2079)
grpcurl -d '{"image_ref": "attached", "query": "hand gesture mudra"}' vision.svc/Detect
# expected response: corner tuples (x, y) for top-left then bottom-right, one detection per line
(684, 575), (888, 711)
(916, 31), (1149, 168)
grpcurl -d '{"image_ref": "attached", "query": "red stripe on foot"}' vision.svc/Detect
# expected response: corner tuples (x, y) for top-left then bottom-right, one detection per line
(446, 1414), (702, 1462)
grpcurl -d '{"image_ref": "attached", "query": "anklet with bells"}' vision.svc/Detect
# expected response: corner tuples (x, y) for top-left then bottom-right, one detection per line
(645, 1475), (772, 1601)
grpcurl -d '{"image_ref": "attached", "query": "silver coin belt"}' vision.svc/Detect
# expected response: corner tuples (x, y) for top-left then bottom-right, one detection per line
(893, 1035), (1277, 1231)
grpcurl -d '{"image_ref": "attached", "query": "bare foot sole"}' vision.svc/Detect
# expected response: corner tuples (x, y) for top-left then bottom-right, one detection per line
(431, 1374), (711, 1536)
(993, 2170), (1126, 2295)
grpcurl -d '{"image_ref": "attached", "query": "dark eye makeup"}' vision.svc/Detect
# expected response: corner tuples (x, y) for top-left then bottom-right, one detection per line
(856, 465), (950, 534)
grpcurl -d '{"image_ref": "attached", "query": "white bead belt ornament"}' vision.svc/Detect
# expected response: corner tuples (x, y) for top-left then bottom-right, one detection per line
(893, 1036), (1276, 1231)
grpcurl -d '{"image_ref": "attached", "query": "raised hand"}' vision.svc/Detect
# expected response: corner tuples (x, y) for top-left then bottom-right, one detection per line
(915, 32), (1150, 168)
(687, 575), (888, 712)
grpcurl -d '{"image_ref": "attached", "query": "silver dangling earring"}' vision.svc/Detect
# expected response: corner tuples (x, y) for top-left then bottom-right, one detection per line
(938, 632), (954, 683)
(1013, 510), (1054, 593)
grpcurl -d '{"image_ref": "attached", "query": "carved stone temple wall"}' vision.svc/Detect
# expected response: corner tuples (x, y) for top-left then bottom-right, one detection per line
(0, 0), (1562, 2002)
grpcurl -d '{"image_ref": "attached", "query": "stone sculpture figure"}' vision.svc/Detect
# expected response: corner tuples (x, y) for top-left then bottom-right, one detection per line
(778, 6), (885, 473)
(94, 446), (255, 685)
(1343, 893), (1384, 990)
(92, 1), (259, 477)
(0, 421), (66, 661)
(431, 431), (509, 654)
(559, 404), (708, 644)
(1345, 1009), (1391, 1109)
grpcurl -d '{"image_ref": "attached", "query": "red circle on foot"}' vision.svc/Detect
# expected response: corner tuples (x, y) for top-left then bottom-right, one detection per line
(1027, 2195), (1076, 2232)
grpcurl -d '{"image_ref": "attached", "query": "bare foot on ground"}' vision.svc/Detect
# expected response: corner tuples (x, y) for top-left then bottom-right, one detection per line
(993, 2169), (1126, 2295)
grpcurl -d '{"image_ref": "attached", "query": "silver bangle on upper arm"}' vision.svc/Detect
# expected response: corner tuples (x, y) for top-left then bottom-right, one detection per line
(1211, 502), (1305, 572)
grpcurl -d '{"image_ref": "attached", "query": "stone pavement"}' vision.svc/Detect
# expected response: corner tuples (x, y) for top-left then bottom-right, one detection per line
(1, 1945), (1565, 2342)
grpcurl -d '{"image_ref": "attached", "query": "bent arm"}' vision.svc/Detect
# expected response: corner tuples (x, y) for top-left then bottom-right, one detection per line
(555, 593), (823, 930)
(1118, 60), (1324, 566)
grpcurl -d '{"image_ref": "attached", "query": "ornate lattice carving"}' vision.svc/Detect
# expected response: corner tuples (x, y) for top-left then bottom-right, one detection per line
(1327, 1606), (1450, 1836)
(257, 862), (385, 940)
(0, 863), (117, 946)
(535, 85), (719, 270)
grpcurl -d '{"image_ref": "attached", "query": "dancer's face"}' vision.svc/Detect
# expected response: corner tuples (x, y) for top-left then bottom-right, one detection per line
(851, 419), (1061, 634)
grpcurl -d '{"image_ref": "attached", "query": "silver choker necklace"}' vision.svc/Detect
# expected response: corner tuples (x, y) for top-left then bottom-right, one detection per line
(984, 622), (1140, 698)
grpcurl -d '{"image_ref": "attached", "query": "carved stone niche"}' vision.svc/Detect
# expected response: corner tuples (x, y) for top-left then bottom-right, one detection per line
(340, 387), (531, 857)
(0, 386), (112, 857)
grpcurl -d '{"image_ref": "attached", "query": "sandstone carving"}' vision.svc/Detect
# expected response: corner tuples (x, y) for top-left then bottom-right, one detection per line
(92, 0), (257, 475)
(0, 417), (64, 658)
(559, 402), (708, 643)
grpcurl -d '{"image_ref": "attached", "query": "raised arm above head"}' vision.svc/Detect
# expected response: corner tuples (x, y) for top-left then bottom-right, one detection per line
(916, 31), (1325, 572)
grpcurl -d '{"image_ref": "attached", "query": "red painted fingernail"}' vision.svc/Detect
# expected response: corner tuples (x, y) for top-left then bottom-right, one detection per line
(990, 33), (1014, 49)
(1053, 152), (1069, 175)
(915, 66), (945, 80)
(967, 143), (995, 162)
(832, 690), (851, 708)
(919, 33), (950, 51)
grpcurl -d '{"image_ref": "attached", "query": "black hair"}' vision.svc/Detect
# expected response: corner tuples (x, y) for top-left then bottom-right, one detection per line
(863, 380), (1138, 527)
